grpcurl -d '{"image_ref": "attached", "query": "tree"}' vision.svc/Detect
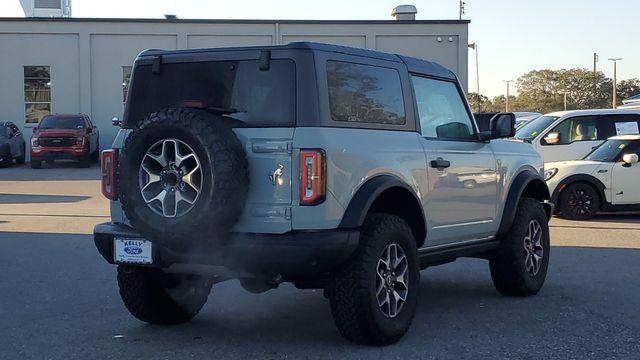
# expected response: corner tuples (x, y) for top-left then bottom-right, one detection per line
(617, 79), (640, 105)
(515, 68), (611, 113)
(467, 92), (490, 112)
(487, 95), (517, 112)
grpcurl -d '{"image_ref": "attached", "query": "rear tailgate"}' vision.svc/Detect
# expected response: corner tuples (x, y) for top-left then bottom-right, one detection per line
(232, 128), (294, 234)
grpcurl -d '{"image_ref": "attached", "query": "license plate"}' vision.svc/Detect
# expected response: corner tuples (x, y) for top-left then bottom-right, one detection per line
(114, 238), (152, 264)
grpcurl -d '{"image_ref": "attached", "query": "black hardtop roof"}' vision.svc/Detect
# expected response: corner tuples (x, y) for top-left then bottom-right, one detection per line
(139, 42), (456, 80)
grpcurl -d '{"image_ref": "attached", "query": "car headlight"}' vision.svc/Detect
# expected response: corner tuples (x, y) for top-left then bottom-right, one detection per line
(76, 137), (86, 146)
(544, 168), (558, 181)
(31, 137), (39, 147)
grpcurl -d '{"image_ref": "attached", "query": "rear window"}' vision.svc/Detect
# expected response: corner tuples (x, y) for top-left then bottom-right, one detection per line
(327, 61), (405, 125)
(39, 116), (85, 130)
(126, 59), (295, 127)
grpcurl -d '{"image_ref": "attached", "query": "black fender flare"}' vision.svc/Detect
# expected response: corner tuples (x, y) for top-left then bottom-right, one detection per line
(550, 174), (607, 207)
(339, 174), (425, 230)
(497, 169), (551, 236)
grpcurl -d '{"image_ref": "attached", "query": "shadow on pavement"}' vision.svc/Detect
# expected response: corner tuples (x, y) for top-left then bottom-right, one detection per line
(0, 193), (90, 204)
(1, 231), (639, 359)
(0, 163), (100, 181)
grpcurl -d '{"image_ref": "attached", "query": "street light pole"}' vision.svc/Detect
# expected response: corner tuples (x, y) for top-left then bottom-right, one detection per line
(468, 43), (480, 110)
(503, 80), (513, 112)
(608, 58), (622, 109)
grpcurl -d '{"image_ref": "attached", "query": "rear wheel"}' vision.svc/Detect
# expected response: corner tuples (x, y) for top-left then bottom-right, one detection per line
(490, 198), (550, 297)
(558, 182), (600, 220)
(117, 265), (213, 325)
(328, 214), (419, 346)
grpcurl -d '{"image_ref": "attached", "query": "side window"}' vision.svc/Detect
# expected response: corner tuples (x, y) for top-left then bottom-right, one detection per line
(326, 61), (405, 125)
(546, 115), (640, 145)
(547, 116), (599, 145)
(411, 75), (475, 139)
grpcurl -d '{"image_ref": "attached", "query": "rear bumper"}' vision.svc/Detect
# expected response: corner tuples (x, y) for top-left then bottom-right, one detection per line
(93, 222), (359, 280)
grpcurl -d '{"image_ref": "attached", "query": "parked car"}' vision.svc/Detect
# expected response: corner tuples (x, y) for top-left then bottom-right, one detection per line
(515, 109), (640, 163)
(30, 114), (100, 168)
(0, 121), (26, 166)
(514, 112), (542, 129)
(545, 135), (640, 220)
(94, 42), (553, 346)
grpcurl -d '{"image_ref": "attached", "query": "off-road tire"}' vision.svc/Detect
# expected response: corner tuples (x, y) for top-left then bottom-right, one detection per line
(0, 145), (12, 167)
(490, 197), (550, 297)
(118, 108), (249, 249)
(558, 182), (600, 220)
(328, 214), (419, 346)
(117, 265), (213, 325)
(15, 144), (25, 164)
(30, 160), (42, 169)
(91, 140), (100, 163)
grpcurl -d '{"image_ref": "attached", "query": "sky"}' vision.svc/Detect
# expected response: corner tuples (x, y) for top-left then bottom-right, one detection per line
(1, 0), (638, 97)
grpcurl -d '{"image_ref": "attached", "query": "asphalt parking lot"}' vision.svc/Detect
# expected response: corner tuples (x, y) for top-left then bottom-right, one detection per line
(1, 163), (639, 359)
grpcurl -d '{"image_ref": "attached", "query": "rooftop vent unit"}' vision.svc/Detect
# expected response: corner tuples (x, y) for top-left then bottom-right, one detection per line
(20, 0), (72, 17)
(392, 5), (417, 21)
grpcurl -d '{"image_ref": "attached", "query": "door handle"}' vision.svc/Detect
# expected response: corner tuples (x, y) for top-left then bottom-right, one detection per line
(430, 158), (451, 170)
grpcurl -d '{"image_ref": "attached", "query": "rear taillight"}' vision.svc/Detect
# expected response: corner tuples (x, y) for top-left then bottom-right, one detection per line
(300, 149), (326, 205)
(101, 149), (118, 200)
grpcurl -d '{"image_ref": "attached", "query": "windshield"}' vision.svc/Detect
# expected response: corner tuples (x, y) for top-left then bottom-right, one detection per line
(126, 59), (295, 128)
(585, 139), (634, 162)
(515, 115), (559, 141)
(39, 116), (85, 130)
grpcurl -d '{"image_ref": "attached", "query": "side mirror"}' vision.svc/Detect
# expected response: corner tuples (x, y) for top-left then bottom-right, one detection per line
(543, 132), (561, 145)
(112, 116), (122, 127)
(488, 112), (516, 139)
(622, 153), (639, 167)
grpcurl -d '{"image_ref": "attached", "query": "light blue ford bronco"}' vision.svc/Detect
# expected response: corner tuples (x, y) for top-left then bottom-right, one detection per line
(95, 42), (554, 345)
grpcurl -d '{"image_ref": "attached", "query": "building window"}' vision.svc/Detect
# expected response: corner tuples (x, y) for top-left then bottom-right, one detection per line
(24, 66), (51, 124)
(122, 66), (132, 106)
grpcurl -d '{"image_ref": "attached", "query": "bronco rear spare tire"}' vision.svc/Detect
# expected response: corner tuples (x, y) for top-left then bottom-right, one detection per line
(119, 108), (249, 249)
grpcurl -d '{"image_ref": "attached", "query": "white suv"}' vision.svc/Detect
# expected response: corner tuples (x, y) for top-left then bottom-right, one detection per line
(545, 135), (640, 220)
(515, 109), (640, 163)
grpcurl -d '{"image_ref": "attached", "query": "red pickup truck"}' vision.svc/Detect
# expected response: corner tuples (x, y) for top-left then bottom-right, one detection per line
(30, 114), (100, 168)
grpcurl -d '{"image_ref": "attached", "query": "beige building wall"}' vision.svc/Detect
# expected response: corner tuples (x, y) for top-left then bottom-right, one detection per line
(0, 18), (469, 152)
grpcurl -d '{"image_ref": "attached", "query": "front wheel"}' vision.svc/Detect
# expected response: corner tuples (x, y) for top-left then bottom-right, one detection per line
(328, 214), (419, 346)
(490, 198), (550, 297)
(91, 140), (100, 162)
(117, 265), (213, 325)
(15, 144), (26, 164)
(558, 182), (600, 220)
